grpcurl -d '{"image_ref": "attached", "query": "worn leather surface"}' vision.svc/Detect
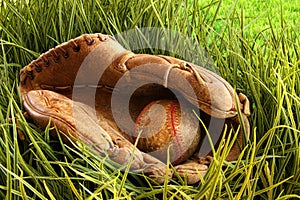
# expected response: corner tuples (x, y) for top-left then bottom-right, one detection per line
(20, 33), (250, 184)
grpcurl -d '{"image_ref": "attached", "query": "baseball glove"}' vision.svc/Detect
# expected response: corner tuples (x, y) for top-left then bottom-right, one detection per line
(20, 33), (250, 184)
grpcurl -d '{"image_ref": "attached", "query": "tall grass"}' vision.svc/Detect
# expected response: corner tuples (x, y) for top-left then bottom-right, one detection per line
(0, 0), (299, 199)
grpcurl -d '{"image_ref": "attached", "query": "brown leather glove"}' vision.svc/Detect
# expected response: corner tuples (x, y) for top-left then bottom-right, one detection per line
(20, 33), (250, 184)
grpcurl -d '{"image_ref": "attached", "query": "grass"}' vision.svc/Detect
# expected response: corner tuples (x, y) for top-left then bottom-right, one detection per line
(0, 0), (300, 199)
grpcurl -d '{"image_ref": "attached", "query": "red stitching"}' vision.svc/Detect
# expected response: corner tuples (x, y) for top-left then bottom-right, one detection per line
(169, 101), (185, 164)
